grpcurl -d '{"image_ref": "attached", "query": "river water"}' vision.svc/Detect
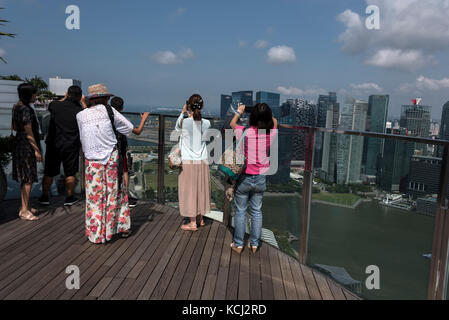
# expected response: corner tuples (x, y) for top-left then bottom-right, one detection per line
(262, 195), (436, 300)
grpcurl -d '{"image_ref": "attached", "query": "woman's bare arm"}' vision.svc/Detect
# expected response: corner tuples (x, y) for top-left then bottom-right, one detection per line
(230, 104), (246, 130)
(24, 123), (42, 162)
(132, 112), (150, 135)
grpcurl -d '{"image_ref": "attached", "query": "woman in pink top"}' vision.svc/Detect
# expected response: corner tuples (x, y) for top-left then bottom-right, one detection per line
(229, 103), (278, 254)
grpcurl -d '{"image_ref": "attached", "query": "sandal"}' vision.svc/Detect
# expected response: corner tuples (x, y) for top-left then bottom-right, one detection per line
(19, 210), (39, 221)
(230, 243), (243, 254)
(181, 222), (198, 232)
(199, 220), (206, 227)
(247, 242), (258, 254)
(122, 230), (132, 238)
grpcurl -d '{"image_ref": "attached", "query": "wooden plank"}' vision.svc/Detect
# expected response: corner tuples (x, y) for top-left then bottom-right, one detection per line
(137, 223), (186, 300)
(201, 224), (226, 300)
(267, 246), (286, 300)
(32, 244), (98, 300)
(122, 209), (183, 300)
(312, 270), (335, 300)
(175, 223), (213, 300)
(150, 231), (192, 300)
(73, 208), (171, 300)
(259, 245), (274, 300)
(213, 226), (233, 300)
(5, 240), (91, 300)
(238, 247), (250, 300)
(277, 251), (298, 300)
(300, 264), (322, 300)
(86, 206), (160, 298)
(248, 246), (262, 300)
(326, 278), (347, 300)
(287, 257), (310, 300)
(162, 225), (203, 300)
(343, 289), (360, 300)
(188, 222), (220, 300)
(226, 243), (241, 300)
(0, 219), (84, 298)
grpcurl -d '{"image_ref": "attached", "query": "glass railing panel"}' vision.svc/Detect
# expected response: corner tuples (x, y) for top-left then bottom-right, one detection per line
(123, 113), (159, 203)
(308, 133), (439, 299)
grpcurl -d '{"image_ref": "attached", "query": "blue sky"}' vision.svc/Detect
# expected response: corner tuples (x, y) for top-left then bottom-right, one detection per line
(1, 0), (449, 118)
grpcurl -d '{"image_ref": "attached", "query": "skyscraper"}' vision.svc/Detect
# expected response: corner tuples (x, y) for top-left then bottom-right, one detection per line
(336, 98), (368, 184)
(220, 94), (232, 119)
(289, 99), (317, 160)
(232, 91), (253, 109)
(256, 91), (281, 118)
(379, 128), (414, 192)
(319, 94), (340, 183)
(363, 95), (389, 177)
(400, 103), (431, 154)
(437, 101), (449, 157)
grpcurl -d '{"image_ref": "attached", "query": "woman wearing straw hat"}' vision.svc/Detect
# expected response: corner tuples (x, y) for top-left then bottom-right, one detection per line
(76, 84), (134, 244)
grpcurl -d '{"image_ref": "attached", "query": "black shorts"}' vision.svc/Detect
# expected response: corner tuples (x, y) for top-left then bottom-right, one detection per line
(44, 146), (80, 178)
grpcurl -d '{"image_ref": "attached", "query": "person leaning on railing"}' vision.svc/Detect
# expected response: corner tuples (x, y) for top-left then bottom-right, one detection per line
(229, 103), (278, 254)
(76, 84), (134, 244)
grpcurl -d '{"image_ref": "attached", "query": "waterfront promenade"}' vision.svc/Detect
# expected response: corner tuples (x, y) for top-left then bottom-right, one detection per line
(0, 197), (360, 300)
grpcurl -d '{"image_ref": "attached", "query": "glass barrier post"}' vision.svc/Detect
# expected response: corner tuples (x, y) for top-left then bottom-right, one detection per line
(428, 143), (449, 300)
(299, 127), (316, 264)
(157, 115), (165, 204)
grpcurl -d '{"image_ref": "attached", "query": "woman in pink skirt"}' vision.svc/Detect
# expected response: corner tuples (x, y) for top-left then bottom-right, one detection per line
(175, 94), (211, 231)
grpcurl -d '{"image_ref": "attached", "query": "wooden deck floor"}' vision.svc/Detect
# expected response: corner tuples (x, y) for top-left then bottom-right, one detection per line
(0, 199), (360, 300)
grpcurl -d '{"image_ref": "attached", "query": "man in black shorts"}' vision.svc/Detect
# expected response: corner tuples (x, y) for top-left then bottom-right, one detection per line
(39, 85), (84, 206)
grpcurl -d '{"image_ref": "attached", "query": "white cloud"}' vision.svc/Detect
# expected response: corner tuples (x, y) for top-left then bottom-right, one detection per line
(178, 48), (194, 59)
(277, 86), (327, 97)
(365, 49), (433, 71)
(152, 48), (194, 65)
(0, 48), (6, 57)
(267, 46), (296, 64)
(399, 75), (449, 92)
(238, 40), (248, 48)
(338, 0), (449, 71)
(350, 82), (383, 93)
(255, 40), (269, 49)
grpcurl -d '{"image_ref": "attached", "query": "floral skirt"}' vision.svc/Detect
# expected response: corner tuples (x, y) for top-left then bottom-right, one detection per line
(85, 149), (130, 244)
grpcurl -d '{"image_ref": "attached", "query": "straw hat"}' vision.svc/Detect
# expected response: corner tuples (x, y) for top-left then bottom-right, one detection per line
(85, 84), (114, 99)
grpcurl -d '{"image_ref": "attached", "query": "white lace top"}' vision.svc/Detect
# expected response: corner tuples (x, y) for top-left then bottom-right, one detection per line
(77, 104), (133, 164)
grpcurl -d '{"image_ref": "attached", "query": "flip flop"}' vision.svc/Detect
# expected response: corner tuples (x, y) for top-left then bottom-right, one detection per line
(19, 210), (39, 221)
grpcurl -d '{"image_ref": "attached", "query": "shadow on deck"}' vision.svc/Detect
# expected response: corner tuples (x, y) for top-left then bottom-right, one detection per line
(0, 199), (361, 300)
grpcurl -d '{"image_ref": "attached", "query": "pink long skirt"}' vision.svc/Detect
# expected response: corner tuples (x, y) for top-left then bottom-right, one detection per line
(178, 160), (211, 218)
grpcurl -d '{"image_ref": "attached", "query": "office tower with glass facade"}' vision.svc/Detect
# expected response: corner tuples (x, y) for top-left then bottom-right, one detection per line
(232, 91), (253, 109)
(336, 98), (368, 184)
(317, 93), (340, 182)
(379, 128), (414, 192)
(407, 155), (443, 199)
(363, 95), (389, 177)
(256, 91), (281, 118)
(400, 104), (431, 154)
(220, 94), (232, 119)
(437, 101), (449, 157)
(290, 99), (317, 161)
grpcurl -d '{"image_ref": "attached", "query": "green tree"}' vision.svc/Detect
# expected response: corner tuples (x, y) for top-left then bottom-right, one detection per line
(1, 74), (23, 81)
(0, 8), (16, 63)
(25, 76), (52, 101)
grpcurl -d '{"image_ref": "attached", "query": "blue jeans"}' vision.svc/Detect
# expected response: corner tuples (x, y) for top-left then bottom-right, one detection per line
(233, 174), (266, 247)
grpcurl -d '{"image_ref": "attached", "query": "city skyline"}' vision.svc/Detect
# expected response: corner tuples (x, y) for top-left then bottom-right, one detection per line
(0, 1), (449, 119)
